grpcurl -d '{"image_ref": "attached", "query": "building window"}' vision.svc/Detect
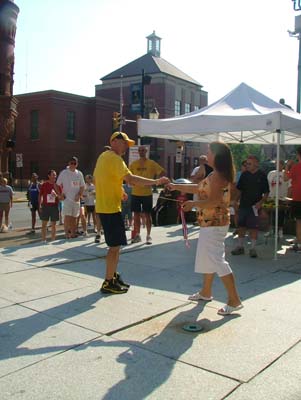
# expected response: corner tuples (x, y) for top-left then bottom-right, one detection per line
(184, 103), (191, 114)
(67, 111), (76, 140)
(30, 110), (39, 140)
(194, 105), (199, 111)
(175, 100), (181, 116)
(156, 40), (160, 53)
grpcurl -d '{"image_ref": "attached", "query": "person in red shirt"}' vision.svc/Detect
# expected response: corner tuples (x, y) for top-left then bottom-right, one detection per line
(38, 170), (61, 243)
(285, 147), (301, 251)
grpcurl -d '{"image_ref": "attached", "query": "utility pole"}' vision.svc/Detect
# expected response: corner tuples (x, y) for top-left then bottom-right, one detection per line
(141, 69), (145, 118)
(119, 75), (124, 131)
(288, 15), (301, 112)
(139, 69), (152, 144)
(298, 32), (301, 112)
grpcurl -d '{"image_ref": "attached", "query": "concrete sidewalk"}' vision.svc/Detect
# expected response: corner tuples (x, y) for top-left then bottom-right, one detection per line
(12, 189), (28, 203)
(0, 225), (301, 399)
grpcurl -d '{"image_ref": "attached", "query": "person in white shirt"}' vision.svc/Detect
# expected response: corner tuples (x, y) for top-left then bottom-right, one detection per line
(57, 156), (85, 238)
(190, 155), (213, 185)
(266, 160), (290, 238)
(0, 177), (13, 232)
(83, 174), (96, 229)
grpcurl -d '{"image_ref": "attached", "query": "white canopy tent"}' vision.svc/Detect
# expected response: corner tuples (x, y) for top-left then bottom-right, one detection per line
(138, 82), (301, 144)
(138, 82), (301, 259)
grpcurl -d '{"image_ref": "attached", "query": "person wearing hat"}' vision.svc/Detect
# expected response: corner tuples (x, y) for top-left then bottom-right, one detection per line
(93, 131), (169, 295)
(57, 156), (85, 239)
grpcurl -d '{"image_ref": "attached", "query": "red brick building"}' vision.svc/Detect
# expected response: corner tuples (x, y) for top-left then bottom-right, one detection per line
(14, 32), (208, 182)
(14, 91), (118, 182)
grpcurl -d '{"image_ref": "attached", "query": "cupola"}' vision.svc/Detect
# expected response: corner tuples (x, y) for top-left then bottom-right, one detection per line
(146, 30), (161, 57)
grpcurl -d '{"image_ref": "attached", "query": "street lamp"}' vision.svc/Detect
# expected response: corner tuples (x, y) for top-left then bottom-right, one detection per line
(149, 107), (159, 120)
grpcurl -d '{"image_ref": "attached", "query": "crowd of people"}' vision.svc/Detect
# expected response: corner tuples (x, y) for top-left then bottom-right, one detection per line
(25, 158), (97, 242)
(2, 132), (301, 315)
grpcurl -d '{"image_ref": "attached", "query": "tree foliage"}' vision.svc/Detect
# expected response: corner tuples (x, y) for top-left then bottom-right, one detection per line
(229, 143), (264, 171)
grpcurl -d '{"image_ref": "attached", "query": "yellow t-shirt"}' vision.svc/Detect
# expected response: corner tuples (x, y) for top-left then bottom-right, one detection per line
(93, 150), (131, 213)
(130, 159), (164, 196)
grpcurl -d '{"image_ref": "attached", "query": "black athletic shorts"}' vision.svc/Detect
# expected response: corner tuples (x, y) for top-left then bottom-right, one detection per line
(30, 202), (39, 212)
(98, 212), (127, 247)
(131, 195), (153, 213)
(238, 207), (259, 229)
(291, 201), (301, 220)
(85, 205), (95, 213)
(40, 205), (59, 222)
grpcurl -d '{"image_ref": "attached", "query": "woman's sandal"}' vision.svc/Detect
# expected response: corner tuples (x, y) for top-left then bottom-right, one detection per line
(217, 304), (244, 315)
(188, 293), (213, 301)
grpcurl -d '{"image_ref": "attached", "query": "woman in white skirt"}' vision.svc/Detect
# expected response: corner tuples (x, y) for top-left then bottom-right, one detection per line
(167, 142), (243, 315)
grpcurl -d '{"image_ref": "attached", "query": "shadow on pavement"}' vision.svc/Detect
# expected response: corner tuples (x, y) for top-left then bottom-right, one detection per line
(0, 291), (102, 370)
(3, 231), (300, 306)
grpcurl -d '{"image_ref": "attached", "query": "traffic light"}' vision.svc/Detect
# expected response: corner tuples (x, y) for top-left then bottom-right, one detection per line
(112, 112), (121, 132)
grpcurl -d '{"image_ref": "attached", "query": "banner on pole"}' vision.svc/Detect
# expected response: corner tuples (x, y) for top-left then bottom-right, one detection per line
(130, 83), (142, 113)
(16, 153), (23, 168)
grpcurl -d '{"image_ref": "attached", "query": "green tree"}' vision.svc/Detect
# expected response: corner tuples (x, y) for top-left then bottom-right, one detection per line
(229, 143), (263, 171)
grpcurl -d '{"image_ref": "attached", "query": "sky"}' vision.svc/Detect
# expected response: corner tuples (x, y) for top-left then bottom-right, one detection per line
(12, 0), (301, 110)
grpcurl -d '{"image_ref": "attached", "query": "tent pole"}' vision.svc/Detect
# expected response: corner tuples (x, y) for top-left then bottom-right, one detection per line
(274, 129), (280, 261)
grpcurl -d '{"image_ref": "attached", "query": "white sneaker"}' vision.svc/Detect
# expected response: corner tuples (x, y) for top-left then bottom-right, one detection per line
(146, 235), (152, 245)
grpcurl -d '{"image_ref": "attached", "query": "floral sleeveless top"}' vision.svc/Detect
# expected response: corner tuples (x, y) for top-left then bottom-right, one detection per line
(197, 176), (230, 227)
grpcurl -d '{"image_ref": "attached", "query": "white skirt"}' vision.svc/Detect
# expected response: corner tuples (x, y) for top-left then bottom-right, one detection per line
(194, 225), (232, 277)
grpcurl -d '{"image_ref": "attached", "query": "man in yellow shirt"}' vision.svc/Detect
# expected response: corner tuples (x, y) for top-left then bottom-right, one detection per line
(130, 146), (165, 244)
(93, 132), (169, 294)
